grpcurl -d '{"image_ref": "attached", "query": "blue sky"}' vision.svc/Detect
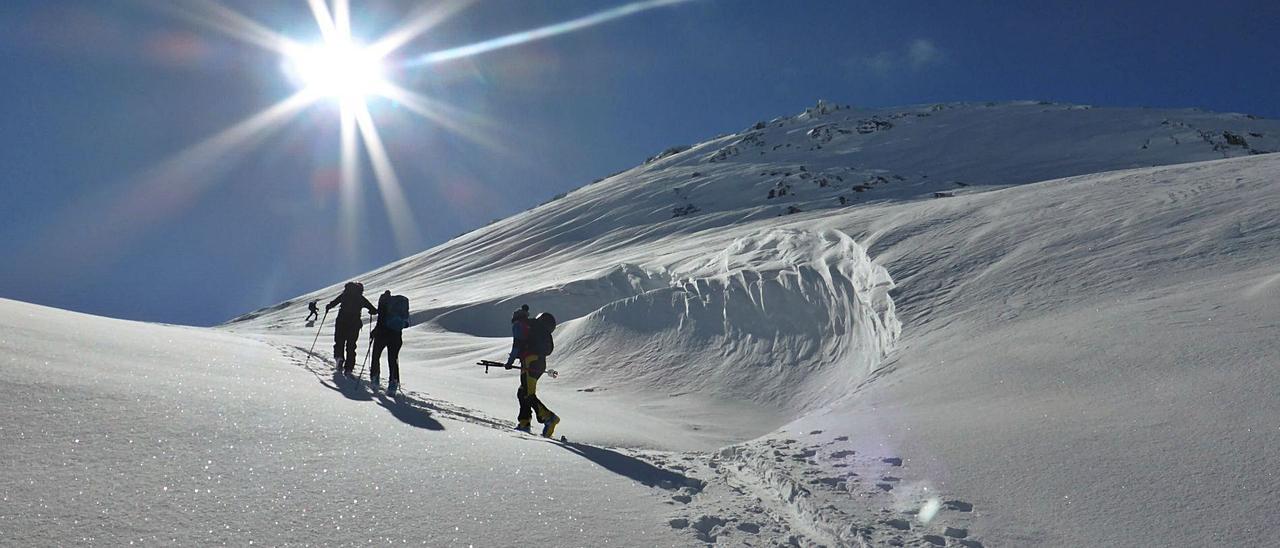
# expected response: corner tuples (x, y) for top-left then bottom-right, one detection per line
(0, 0), (1276, 325)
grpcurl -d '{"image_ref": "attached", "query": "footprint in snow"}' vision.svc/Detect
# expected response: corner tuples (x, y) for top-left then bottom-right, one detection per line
(810, 477), (845, 488)
(883, 518), (911, 530)
(691, 515), (727, 542)
(830, 450), (856, 459)
(944, 499), (974, 512)
(882, 457), (903, 466)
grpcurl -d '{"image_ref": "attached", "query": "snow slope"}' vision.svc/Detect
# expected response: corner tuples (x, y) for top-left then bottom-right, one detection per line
(0, 298), (699, 545)
(229, 101), (1280, 447)
(222, 102), (1280, 546)
(6, 101), (1279, 546)
(794, 154), (1280, 546)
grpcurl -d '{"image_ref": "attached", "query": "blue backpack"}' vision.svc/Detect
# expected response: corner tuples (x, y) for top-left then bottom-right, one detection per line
(384, 295), (410, 331)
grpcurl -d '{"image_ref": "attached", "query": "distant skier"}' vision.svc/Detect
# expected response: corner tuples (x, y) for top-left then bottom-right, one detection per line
(505, 306), (559, 437)
(371, 290), (411, 394)
(305, 300), (319, 322)
(326, 281), (376, 376)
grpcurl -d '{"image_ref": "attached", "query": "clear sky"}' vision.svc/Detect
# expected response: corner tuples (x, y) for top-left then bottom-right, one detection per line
(0, 0), (1276, 326)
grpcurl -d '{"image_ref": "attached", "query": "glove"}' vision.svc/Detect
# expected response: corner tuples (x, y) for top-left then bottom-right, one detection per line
(504, 358), (514, 370)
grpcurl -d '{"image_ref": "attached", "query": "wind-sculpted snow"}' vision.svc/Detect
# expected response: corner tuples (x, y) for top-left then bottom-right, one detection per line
(430, 263), (669, 338)
(556, 228), (898, 414)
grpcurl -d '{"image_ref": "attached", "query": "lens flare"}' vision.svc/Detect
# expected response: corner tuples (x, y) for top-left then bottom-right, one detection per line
(284, 40), (387, 100)
(406, 0), (695, 66)
(919, 497), (942, 524)
(126, 0), (696, 265)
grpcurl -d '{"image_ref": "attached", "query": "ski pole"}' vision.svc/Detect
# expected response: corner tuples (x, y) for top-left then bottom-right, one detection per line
(358, 312), (373, 380)
(476, 360), (559, 378)
(303, 308), (329, 369)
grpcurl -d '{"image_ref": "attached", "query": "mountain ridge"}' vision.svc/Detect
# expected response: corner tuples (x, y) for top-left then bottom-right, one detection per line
(228, 100), (1280, 327)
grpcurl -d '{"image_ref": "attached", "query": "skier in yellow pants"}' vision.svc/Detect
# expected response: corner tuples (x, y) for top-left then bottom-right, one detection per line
(505, 306), (559, 438)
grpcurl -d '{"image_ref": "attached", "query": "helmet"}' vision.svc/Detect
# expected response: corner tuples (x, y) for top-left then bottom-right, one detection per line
(536, 312), (556, 332)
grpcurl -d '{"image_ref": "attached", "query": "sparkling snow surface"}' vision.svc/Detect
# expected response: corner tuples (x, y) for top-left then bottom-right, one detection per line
(5, 102), (1280, 546)
(0, 300), (691, 545)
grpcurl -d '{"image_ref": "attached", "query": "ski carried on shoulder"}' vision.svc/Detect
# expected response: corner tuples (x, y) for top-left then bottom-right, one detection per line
(476, 360), (559, 378)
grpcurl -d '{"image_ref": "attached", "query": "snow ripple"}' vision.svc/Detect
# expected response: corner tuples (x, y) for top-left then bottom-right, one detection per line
(558, 228), (899, 415)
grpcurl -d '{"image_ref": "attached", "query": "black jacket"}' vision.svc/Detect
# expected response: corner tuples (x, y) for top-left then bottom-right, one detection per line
(373, 293), (392, 334)
(327, 291), (375, 325)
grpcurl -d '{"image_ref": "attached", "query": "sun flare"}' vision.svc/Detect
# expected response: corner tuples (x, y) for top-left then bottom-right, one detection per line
(285, 40), (387, 101)
(138, 0), (694, 259)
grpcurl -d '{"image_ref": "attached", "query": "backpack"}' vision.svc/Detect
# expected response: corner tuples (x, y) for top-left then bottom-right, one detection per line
(528, 318), (554, 356)
(384, 295), (410, 331)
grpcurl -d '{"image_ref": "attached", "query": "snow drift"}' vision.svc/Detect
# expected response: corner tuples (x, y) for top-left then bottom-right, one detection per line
(558, 228), (898, 413)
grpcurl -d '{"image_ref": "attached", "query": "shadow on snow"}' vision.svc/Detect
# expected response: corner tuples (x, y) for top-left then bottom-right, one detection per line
(319, 371), (445, 431)
(551, 440), (703, 492)
(376, 393), (445, 431)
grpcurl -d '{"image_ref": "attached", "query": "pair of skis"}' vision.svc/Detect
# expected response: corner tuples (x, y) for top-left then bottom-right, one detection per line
(476, 359), (559, 378)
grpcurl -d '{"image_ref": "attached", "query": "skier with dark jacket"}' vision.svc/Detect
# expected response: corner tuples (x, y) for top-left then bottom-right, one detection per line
(370, 290), (405, 393)
(506, 306), (559, 437)
(306, 300), (319, 322)
(326, 281), (376, 376)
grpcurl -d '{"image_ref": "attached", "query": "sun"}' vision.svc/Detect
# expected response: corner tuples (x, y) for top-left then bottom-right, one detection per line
(138, 0), (694, 259)
(284, 39), (388, 102)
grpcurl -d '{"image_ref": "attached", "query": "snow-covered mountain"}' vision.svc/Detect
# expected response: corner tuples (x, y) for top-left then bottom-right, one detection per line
(7, 101), (1280, 546)
(230, 100), (1280, 441)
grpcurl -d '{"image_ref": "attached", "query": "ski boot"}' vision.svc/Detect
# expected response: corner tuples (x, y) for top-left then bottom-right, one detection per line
(541, 415), (560, 438)
(386, 380), (398, 395)
(515, 420), (532, 434)
(369, 375), (380, 387)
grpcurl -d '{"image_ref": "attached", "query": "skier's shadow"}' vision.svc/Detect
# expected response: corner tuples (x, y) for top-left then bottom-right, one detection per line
(320, 371), (374, 402)
(376, 394), (445, 431)
(315, 370), (445, 431)
(305, 320), (316, 328)
(552, 441), (703, 492)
